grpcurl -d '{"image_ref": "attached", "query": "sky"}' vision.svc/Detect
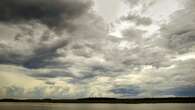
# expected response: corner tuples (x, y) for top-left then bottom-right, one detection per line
(0, 0), (195, 99)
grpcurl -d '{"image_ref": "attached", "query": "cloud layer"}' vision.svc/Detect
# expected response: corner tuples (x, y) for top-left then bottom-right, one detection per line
(0, 0), (195, 98)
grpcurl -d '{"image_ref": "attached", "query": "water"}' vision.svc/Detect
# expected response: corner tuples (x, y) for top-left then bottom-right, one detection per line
(0, 103), (195, 110)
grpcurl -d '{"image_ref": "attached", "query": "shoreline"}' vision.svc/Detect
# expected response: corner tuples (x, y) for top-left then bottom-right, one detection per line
(1, 97), (195, 104)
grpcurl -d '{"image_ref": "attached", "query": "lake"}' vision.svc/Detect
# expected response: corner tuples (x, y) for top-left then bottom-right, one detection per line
(0, 103), (195, 110)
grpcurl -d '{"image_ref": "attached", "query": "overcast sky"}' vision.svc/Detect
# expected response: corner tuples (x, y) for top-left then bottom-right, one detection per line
(0, 0), (195, 99)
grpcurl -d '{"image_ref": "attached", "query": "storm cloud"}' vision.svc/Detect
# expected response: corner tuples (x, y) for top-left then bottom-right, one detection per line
(0, 0), (104, 69)
(0, 0), (92, 28)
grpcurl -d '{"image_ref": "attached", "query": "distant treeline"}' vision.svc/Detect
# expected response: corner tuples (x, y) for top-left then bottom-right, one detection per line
(1, 97), (195, 103)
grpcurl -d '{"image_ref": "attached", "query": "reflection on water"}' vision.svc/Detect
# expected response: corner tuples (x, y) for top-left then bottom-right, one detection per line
(0, 103), (195, 110)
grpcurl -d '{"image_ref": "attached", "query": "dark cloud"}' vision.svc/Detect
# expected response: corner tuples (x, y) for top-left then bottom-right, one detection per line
(122, 14), (152, 26)
(30, 69), (74, 78)
(160, 0), (195, 53)
(111, 85), (142, 97)
(45, 81), (55, 85)
(124, 0), (140, 7)
(22, 38), (69, 69)
(122, 28), (145, 41)
(0, 24), (69, 69)
(0, 0), (92, 28)
(0, 2), (108, 69)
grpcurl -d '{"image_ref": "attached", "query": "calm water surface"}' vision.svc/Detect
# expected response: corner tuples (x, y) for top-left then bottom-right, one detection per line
(0, 103), (195, 110)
